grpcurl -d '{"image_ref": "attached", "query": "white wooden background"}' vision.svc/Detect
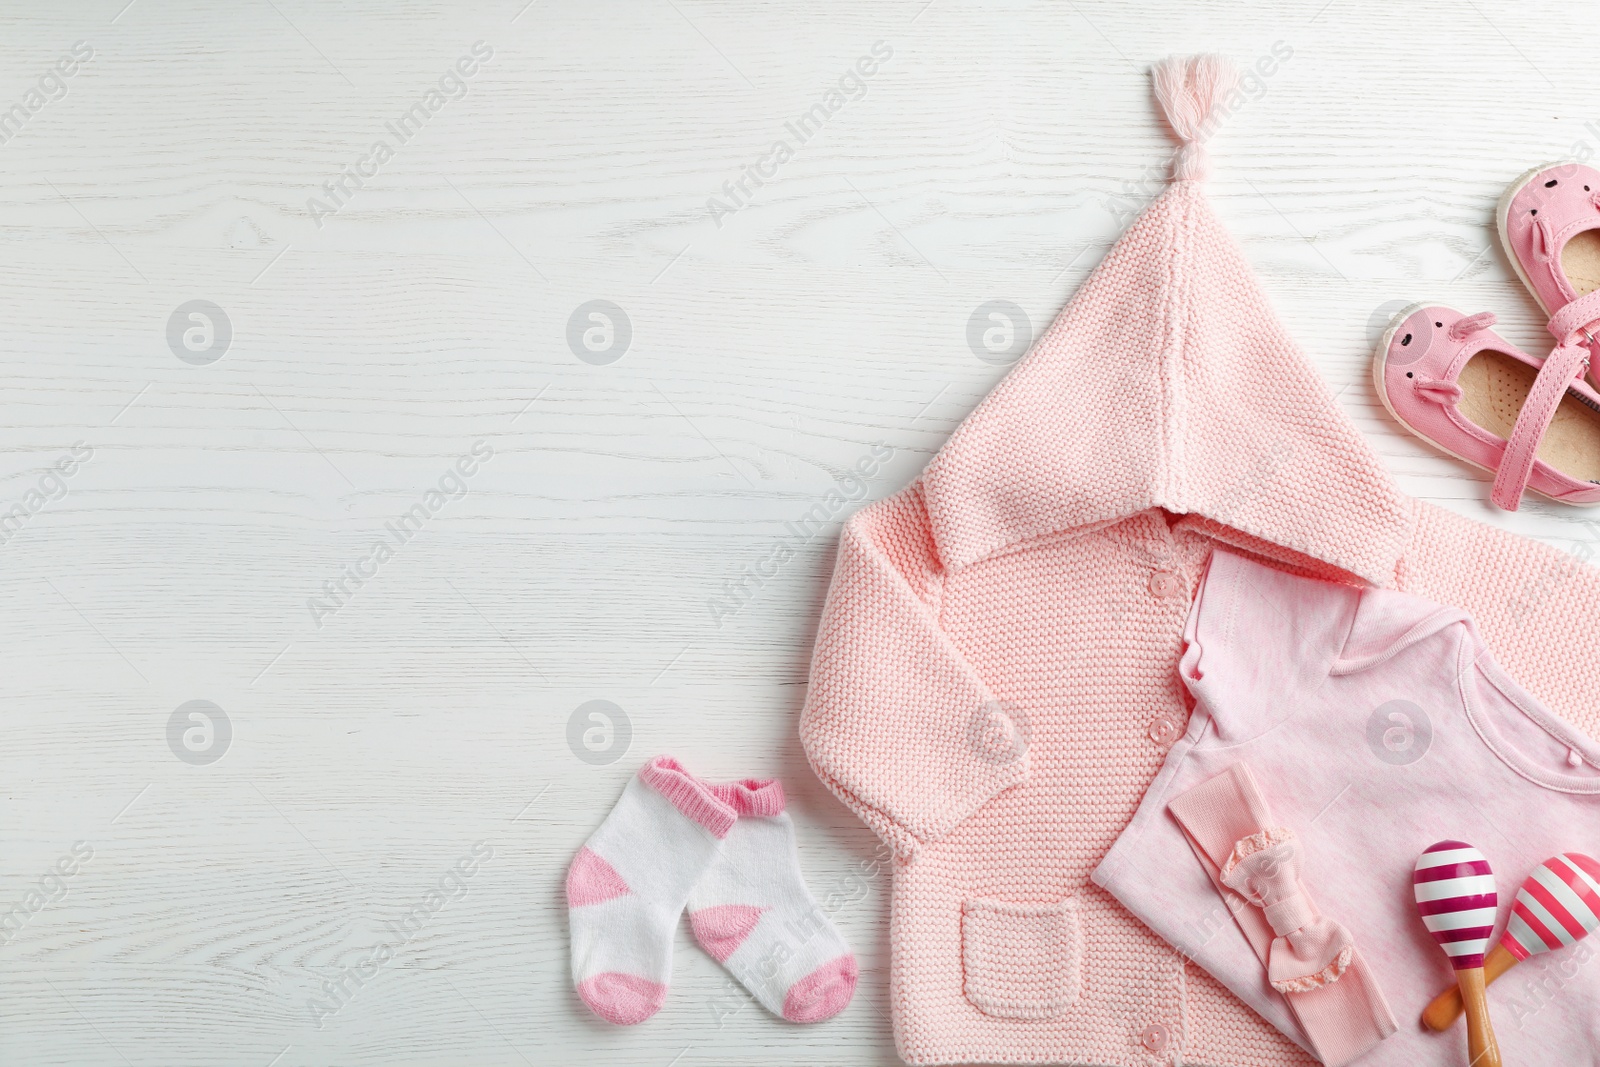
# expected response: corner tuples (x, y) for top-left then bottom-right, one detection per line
(2, 1), (1598, 1064)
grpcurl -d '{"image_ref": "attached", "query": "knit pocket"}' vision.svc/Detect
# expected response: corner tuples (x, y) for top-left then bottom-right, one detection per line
(961, 895), (1082, 1019)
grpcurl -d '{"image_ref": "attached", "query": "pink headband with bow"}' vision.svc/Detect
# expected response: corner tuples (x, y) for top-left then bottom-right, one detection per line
(1168, 763), (1397, 1067)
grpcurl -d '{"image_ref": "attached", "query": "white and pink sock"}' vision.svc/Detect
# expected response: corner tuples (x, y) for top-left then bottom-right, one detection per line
(566, 756), (739, 1024)
(568, 757), (856, 1025)
(687, 781), (858, 1023)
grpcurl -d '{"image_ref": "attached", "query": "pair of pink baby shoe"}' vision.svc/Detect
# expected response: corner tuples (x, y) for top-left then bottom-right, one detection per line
(1376, 163), (1600, 510)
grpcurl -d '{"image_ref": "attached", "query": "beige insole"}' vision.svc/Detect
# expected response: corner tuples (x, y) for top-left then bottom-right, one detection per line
(1564, 230), (1600, 298)
(1458, 349), (1600, 482)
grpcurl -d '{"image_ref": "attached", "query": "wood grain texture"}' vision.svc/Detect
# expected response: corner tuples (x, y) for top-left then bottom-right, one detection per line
(0, 1), (1594, 1063)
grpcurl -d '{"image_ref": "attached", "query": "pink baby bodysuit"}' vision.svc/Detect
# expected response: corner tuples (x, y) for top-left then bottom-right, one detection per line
(1093, 548), (1600, 1066)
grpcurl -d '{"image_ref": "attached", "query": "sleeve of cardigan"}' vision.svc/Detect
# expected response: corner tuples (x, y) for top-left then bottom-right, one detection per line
(1399, 501), (1600, 738)
(799, 482), (1029, 860)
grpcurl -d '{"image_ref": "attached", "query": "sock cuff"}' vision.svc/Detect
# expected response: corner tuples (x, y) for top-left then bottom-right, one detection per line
(637, 757), (788, 837)
(713, 777), (786, 817)
(639, 756), (741, 838)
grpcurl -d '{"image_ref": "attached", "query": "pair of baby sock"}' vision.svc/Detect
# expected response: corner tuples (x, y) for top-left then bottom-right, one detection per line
(567, 756), (857, 1025)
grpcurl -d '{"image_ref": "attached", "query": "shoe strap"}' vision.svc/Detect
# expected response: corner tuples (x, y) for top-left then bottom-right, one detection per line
(1548, 288), (1600, 348)
(1489, 340), (1591, 511)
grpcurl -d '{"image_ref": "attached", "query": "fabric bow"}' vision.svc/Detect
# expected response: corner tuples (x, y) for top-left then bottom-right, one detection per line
(1220, 828), (1354, 994)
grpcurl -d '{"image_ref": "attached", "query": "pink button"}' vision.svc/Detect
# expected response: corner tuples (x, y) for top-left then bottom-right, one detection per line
(1141, 1022), (1170, 1052)
(1148, 715), (1180, 745)
(1149, 570), (1182, 598)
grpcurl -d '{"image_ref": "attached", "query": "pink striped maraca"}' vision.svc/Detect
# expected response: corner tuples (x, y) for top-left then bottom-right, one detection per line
(1423, 852), (1600, 1031)
(1414, 840), (1501, 1067)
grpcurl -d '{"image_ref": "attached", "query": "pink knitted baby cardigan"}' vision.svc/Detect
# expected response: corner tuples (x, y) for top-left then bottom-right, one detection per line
(799, 56), (1600, 1067)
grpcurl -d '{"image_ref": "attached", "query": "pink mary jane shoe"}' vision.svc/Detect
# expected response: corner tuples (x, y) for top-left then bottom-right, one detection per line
(1373, 303), (1600, 510)
(1499, 161), (1600, 388)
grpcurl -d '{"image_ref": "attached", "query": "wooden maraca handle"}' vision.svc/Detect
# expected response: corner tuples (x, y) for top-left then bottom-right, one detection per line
(1422, 944), (1519, 1031)
(1456, 966), (1501, 1067)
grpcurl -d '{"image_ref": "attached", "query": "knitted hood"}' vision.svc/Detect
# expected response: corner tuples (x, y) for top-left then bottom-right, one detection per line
(921, 56), (1413, 586)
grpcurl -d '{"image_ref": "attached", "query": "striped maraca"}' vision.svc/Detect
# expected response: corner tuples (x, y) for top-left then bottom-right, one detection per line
(1423, 852), (1600, 1031)
(1414, 841), (1501, 1067)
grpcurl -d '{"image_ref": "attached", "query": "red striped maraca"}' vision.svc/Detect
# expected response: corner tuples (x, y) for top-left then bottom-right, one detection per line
(1414, 841), (1501, 1067)
(1423, 852), (1600, 1031)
